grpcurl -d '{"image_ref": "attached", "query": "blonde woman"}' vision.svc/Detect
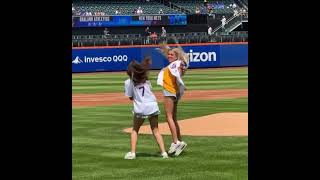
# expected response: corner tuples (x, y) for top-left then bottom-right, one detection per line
(157, 43), (189, 156)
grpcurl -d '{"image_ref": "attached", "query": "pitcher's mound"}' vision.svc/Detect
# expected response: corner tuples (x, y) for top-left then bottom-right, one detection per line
(123, 112), (248, 136)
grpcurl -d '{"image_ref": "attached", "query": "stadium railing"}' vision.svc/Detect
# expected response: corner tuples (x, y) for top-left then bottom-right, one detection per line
(72, 32), (248, 47)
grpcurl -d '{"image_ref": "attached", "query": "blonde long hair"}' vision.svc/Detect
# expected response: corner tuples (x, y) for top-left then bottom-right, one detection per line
(158, 41), (189, 68)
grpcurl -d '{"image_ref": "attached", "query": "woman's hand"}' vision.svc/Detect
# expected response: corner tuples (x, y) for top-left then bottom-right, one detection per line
(180, 62), (187, 76)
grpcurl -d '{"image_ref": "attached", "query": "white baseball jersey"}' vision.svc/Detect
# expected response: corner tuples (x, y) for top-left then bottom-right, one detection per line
(124, 79), (159, 116)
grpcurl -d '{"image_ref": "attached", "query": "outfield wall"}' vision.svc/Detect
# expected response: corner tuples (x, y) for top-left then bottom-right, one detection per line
(72, 42), (248, 73)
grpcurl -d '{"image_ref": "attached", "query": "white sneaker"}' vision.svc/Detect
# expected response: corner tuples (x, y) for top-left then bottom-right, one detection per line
(174, 141), (187, 156)
(124, 152), (136, 159)
(161, 152), (169, 159)
(168, 141), (181, 154)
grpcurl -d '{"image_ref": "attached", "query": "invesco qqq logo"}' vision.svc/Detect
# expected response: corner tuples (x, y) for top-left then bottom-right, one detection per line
(72, 55), (128, 64)
(72, 56), (83, 64)
(187, 49), (216, 62)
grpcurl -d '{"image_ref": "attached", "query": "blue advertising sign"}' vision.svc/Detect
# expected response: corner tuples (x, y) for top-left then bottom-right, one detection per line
(72, 43), (247, 73)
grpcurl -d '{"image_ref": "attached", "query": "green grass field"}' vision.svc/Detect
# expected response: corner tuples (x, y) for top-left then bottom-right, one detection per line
(72, 68), (248, 94)
(72, 67), (248, 180)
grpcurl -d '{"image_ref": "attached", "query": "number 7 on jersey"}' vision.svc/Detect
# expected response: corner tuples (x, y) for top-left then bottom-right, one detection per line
(139, 86), (145, 96)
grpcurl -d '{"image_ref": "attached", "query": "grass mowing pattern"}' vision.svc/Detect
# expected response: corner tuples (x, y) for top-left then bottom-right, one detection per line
(73, 98), (248, 180)
(72, 68), (248, 94)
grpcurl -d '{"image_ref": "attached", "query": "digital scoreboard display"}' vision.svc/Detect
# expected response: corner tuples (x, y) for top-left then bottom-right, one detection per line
(73, 14), (187, 27)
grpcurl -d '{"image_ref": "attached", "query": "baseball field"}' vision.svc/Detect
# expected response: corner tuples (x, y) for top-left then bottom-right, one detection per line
(72, 67), (248, 180)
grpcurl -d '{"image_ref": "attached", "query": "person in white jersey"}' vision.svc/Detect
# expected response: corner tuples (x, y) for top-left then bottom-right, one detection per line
(124, 57), (168, 160)
(221, 15), (227, 31)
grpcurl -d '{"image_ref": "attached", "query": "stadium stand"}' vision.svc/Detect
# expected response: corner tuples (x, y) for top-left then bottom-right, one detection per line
(73, 0), (184, 15)
(171, 0), (235, 14)
(72, 0), (248, 47)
